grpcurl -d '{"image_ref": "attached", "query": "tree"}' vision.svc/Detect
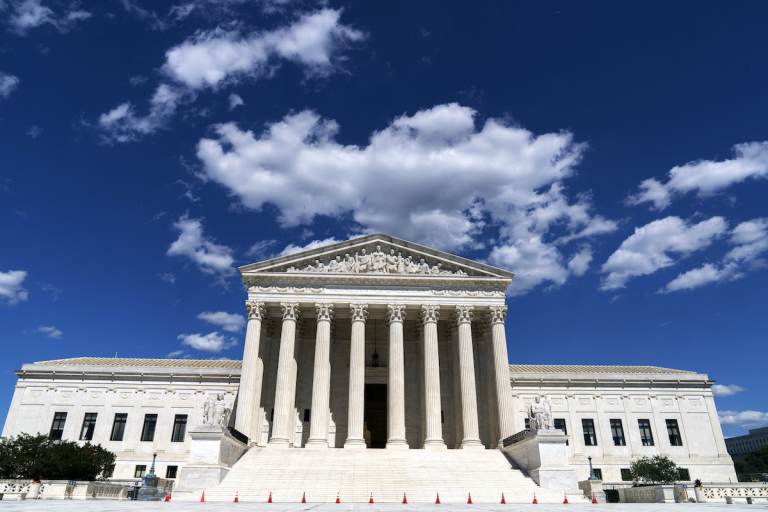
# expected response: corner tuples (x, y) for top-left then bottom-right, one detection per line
(0, 434), (115, 481)
(629, 455), (680, 484)
(735, 445), (768, 480)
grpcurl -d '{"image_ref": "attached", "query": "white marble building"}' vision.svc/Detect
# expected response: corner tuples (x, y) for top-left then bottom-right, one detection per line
(0, 234), (737, 501)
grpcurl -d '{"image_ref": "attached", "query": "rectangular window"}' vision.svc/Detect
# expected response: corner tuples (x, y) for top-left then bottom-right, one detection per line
(678, 468), (690, 481)
(141, 414), (158, 442)
(582, 418), (597, 446)
(80, 412), (98, 441)
(666, 419), (683, 446)
(592, 468), (603, 480)
(554, 418), (568, 445)
(524, 417), (531, 430)
(621, 468), (633, 481)
(610, 419), (626, 446)
(110, 413), (127, 441)
(134, 465), (147, 478)
(165, 466), (178, 479)
(171, 414), (187, 443)
(638, 419), (654, 446)
(49, 412), (67, 440)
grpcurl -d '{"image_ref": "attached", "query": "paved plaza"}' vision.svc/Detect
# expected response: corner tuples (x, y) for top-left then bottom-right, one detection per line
(0, 503), (764, 512)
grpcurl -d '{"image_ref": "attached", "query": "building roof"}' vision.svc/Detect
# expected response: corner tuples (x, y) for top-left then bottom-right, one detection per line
(29, 357), (242, 369)
(509, 364), (696, 375)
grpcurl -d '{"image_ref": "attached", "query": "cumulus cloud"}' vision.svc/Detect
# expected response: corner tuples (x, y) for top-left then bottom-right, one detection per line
(661, 217), (768, 293)
(719, 410), (768, 427)
(0, 270), (29, 305)
(167, 216), (234, 276)
(228, 93), (244, 110)
(712, 384), (745, 397)
(279, 237), (340, 257)
(197, 311), (244, 332)
(567, 247), (593, 276)
(98, 8), (362, 142)
(6, 0), (91, 34)
(178, 331), (237, 352)
(600, 216), (727, 290)
(628, 142), (768, 210)
(36, 325), (62, 338)
(197, 104), (616, 295)
(0, 72), (20, 98)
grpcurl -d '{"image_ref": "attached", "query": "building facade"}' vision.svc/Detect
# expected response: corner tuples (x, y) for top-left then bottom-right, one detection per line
(726, 427), (768, 460)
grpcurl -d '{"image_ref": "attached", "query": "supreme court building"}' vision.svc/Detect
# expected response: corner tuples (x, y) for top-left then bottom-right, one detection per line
(1, 234), (737, 502)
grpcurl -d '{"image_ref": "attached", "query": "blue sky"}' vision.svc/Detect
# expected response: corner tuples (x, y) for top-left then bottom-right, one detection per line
(1, 1), (766, 436)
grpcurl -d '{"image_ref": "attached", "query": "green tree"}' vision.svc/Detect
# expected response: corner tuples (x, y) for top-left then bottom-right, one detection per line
(0, 434), (115, 481)
(735, 445), (768, 478)
(629, 455), (680, 484)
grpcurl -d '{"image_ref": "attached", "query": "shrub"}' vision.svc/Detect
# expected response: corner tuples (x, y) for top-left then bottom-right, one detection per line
(0, 434), (115, 481)
(629, 455), (680, 484)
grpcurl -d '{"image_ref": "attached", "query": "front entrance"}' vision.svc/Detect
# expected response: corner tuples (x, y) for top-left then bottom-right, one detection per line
(364, 384), (387, 448)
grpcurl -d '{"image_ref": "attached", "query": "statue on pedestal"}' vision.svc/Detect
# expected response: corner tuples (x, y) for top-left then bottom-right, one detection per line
(528, 396), (553, 430)
(203, 394), (232, 427)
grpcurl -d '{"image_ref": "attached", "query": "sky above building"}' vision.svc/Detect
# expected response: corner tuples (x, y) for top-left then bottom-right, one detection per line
(1, 1), (766, 436)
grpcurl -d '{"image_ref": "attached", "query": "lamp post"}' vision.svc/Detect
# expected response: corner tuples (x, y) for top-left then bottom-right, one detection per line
(588, 456), (598, 480)
(148, 452), (157, 478)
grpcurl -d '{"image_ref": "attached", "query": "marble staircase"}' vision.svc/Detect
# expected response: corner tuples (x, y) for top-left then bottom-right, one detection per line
(186, 447), (586, 503)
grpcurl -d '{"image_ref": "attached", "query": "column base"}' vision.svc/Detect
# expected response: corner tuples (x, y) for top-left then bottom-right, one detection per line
(267, 437), (291, 447)
(386, 439), (408, 449)
(460, 439), (484, 450)
(423, 439), (447, 450)
(304, 439), (329, 449)
(344, 438), (366, 449)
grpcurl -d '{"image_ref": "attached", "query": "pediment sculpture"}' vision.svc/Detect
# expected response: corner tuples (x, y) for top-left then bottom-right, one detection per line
(285, 245), (468, 276)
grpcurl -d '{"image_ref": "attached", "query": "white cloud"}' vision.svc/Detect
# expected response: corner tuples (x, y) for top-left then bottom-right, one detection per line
(0, 72), (20, 98)
(712, 384), (745, 397)
(197, 311), (244, 332)
(7, 0), (90, 34)
(159, 272), (176, 284)
(166, 349), (189, 358)
(98, 9), (362, 142)
(719, 410), (768, 427)
(0, 270), (29, 305)
(228, 93), (244, 110)
(600, 216), (727, 290)
(167, 216), (234, 276)
(246, 239), (277, 259)
(36, 325), (62, 339)
(567, 247), (593, 276)
(628, 142), (768, 210)
(197, 104), (616, 295)
(178, 331), (237, 352)
(279, 237), (340, 257)
(661, 217), (768, 293)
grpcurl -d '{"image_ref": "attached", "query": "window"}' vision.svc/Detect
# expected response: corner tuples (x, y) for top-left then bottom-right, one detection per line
(141, 414), (158, 442)
(303, 409), (311, 422)
(666, 419), (683, 446)
(638, 419), (654, 446)
(621, 468), (633, 481)
(592, 468), (603, 480)
(134, 465), (147, 478)
(49, 412), (67, 440)
(554, 418), (568, 445)
(110, 413), (127, 441)
(582, 418), (597, 446)
(80, 413), (98, 441)
(610, 419), (626, 446)
(171, 414), (187, 443)
(524, 417), (531, 430)
(678, 468), (690, 481)
(165, 466), (178, 479)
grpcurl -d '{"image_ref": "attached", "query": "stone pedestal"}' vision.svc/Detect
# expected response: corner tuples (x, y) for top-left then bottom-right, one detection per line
(578, 479), (606, 503)
(175, 425), (247, 493)
(502, 429), (579, 493)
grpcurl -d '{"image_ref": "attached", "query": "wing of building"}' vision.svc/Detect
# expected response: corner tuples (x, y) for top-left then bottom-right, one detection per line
(0, 234), (737, 502)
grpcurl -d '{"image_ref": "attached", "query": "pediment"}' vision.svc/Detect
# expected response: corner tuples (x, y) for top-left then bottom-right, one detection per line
(240, 234), (513, 280)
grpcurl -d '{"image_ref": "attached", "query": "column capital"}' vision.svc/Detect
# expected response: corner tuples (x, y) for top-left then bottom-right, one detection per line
(386, 304), (407, 324)
(349, 303), (368, 323)
(488, 305), (508, 324)
(315, 302), (334, 322)
(246, 300), (265, 320)
(280, 302), (301, 321)
(454, 304), (474, 324)
(420, 304), (440, 324)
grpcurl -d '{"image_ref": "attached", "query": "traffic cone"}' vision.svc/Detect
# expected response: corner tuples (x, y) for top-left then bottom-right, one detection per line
(164, 494), (171, 502)
(402, 493), (408, 504)
(335, 493), (341, 504)
(467, 492), (473, 504)
(592, 494), (598, 504)
(435, 492), (441, 504)
(563, 494), (569, 504)
(500, 492), (506, 504)
(532, 493), (538, 504)
(301, 492), (307, 504)
(200, 491), (205, 503)
(234, 491), (239, 503)
(369, 493), (375, 504)
(267, 491), (273, 503)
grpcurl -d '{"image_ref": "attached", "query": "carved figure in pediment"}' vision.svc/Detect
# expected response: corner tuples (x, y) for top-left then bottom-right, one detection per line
(418, 258), (431, 274)
(372, 245), (386, 272)
(397, 252), (406, 273)
(356, 249), (371, 272)
(341, 253), (354, 272)
(386, 249), (400, 273)
(327, 256), (341, 272)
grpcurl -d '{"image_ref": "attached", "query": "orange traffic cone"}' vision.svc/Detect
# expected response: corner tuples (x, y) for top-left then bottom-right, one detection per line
(335, 493), (341, 504)
(402, 493), (408, 504)
(301, 492), (307, 504)
(234, 491), (239, 503)
(200, 491), (205, 503)
(532, 493), (538, 504)
(164, 494), (171, 502)
(467, 492), (473, 504)
(563, 494), (569, 504)
(267, 491), (273, 503)
(369, 493), (375, 504)
(592, 494), (598, 504)
(500, 492), (506, 504)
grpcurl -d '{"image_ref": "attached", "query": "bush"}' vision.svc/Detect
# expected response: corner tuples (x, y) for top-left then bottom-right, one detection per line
(0, 434), (115, 481)
(629, 455), (680, 484)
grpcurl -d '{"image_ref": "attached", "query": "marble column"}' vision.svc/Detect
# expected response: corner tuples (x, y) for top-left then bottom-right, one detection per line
(386, 304), (407, 449)
(456, 305), (483, 449)
(345, 303), (368, 448)
(422, 304), (446, 449)
(269, 302), (301, 446)
(235, 300), (265, 443)
(306, 303), (334, 448)
(489, 305), (514, 446)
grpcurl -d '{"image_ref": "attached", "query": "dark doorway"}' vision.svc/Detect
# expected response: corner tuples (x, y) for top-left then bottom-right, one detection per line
(364, 384), (387, 448)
